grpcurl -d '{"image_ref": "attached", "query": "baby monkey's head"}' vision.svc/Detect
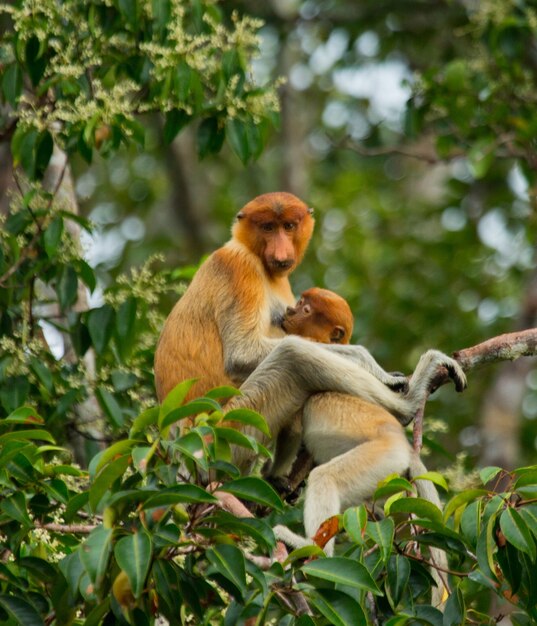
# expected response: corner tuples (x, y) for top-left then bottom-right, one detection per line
(282, 287), (354, 344)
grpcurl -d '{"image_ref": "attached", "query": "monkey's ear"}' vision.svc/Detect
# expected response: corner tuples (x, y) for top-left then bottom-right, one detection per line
(330, 326), (346, 343)
(236, 211), (245, 220)
(308, 207), (314, 215)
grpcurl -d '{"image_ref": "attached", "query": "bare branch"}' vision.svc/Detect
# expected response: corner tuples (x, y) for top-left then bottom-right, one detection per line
(35, 521), (97, 534)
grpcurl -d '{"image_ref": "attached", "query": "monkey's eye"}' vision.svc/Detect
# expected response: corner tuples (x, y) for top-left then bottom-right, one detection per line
(260, 223), (275, 233)
(283, 222), (296, 232)
(302, 304), (311, 314)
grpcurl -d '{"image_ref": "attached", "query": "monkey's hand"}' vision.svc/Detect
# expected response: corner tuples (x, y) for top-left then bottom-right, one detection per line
(385, 372), (409, 393)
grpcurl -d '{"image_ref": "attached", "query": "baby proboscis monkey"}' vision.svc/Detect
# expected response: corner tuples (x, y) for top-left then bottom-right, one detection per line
(273, 287), (449, 606)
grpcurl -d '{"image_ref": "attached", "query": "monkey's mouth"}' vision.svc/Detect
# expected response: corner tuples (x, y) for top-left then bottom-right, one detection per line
(269, 259), (294, 272)
(281, 318), (290, 332)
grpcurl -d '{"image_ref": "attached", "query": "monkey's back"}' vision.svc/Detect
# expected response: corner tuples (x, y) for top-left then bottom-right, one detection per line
(154, 251), (232, 402)
(154, 241), (283, 403)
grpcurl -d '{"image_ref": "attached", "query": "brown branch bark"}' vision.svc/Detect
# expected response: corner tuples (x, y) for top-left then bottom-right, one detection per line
(35, 521), (97, 534)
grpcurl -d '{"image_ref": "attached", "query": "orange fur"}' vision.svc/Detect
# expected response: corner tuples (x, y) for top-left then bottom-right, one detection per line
(283, 287), (354, 344)
(154, 192), (314, 404)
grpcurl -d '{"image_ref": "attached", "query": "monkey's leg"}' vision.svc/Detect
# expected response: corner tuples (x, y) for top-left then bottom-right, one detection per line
(303, 434), (411, 555)
(265, 412), (303, 478)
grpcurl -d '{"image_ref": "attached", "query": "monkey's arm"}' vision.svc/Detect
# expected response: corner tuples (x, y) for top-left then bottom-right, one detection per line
(318, 343), (409, 391)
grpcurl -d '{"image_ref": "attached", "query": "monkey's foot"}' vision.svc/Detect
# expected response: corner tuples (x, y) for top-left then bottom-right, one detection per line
(386, 372), (409, 393)
(427, 350), (467, 392)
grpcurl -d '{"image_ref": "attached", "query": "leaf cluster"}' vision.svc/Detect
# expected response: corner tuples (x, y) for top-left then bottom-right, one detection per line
(1, 0), (278, 174)
(2, 385), (537, 625)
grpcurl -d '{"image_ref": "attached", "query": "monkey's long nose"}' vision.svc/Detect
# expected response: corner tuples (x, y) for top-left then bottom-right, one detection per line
(286, 306), (296, 316)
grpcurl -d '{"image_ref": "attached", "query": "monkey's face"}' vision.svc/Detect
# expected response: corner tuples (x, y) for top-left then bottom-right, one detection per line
(282, 289), (353, 344)
(233, 193), (314, 277)
(282, 296), (334, 343)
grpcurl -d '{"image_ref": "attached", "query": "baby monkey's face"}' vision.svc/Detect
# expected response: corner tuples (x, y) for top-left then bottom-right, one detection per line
(282, 288), (352, 344)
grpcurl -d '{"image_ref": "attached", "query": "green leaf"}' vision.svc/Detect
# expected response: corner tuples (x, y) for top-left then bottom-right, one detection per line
(518, 505), (537, 541)
(159, 378), (198, 424)
(343, 506), (367, 544)
(301, 557), (381, 595)
(75, 259), (97, 292)
(366, 518), (394, 563)
(514, 468), (537, 489)
(476, 509), (499, 581)
(500, 507), (536, 560)
(214, 426), (259, 452)
(142, 484), (217, 508)
(116, 297), (137, 359)
(56, 265), (78, 310)
(18, 127), (38, 178)
(226, 118), (250, 164)
(443, 489), (489, 522)
(152, 0), (171, 31)
(35, 130), (53, 179)
(387, 555), (410, 608)
(207, 513), (275, 550)
(65, 491), (90, 522)
(95, 387), (124, 429)
(442, 583), (465, 625)
(3, 406), (44, 425)
(2, 64), (23, 105)
(174, 430), (209, 469)
(479, 466), (504, 486)
(205, 386), (242, 400)
(374, 476), (415, 499)
(219, 477), (283, 511)
(197, 117), (225, 159)
(30, 357), (53, 393)
(206, 544), (247, 600)
(90, 454), (131, 511)
(80, 527), (113, 587)
(87, 305), (114, 354)
(221, 407), (270, 436)
(413, 471), (448, 492)
(25, 35), (47, 86)
(160, 397), (221, 429)
(132, 444), (156, 476)
(18, 556), (57, 582)
(0, 429), (55, 443)
(283, 544), (325, 564)
(308, 589), (367, 626)
(115, 531), (152, 599)
(163, 109), (192, 145)
(0, 594), (45, 626)
(130, 406), (159, 438)
(388, 497), (443, 525)
(92, 439), (138, 475)
(0, 491), (31, 526)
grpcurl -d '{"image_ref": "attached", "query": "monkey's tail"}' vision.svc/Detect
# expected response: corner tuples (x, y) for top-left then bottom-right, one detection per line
(408, 453), (449, 608)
